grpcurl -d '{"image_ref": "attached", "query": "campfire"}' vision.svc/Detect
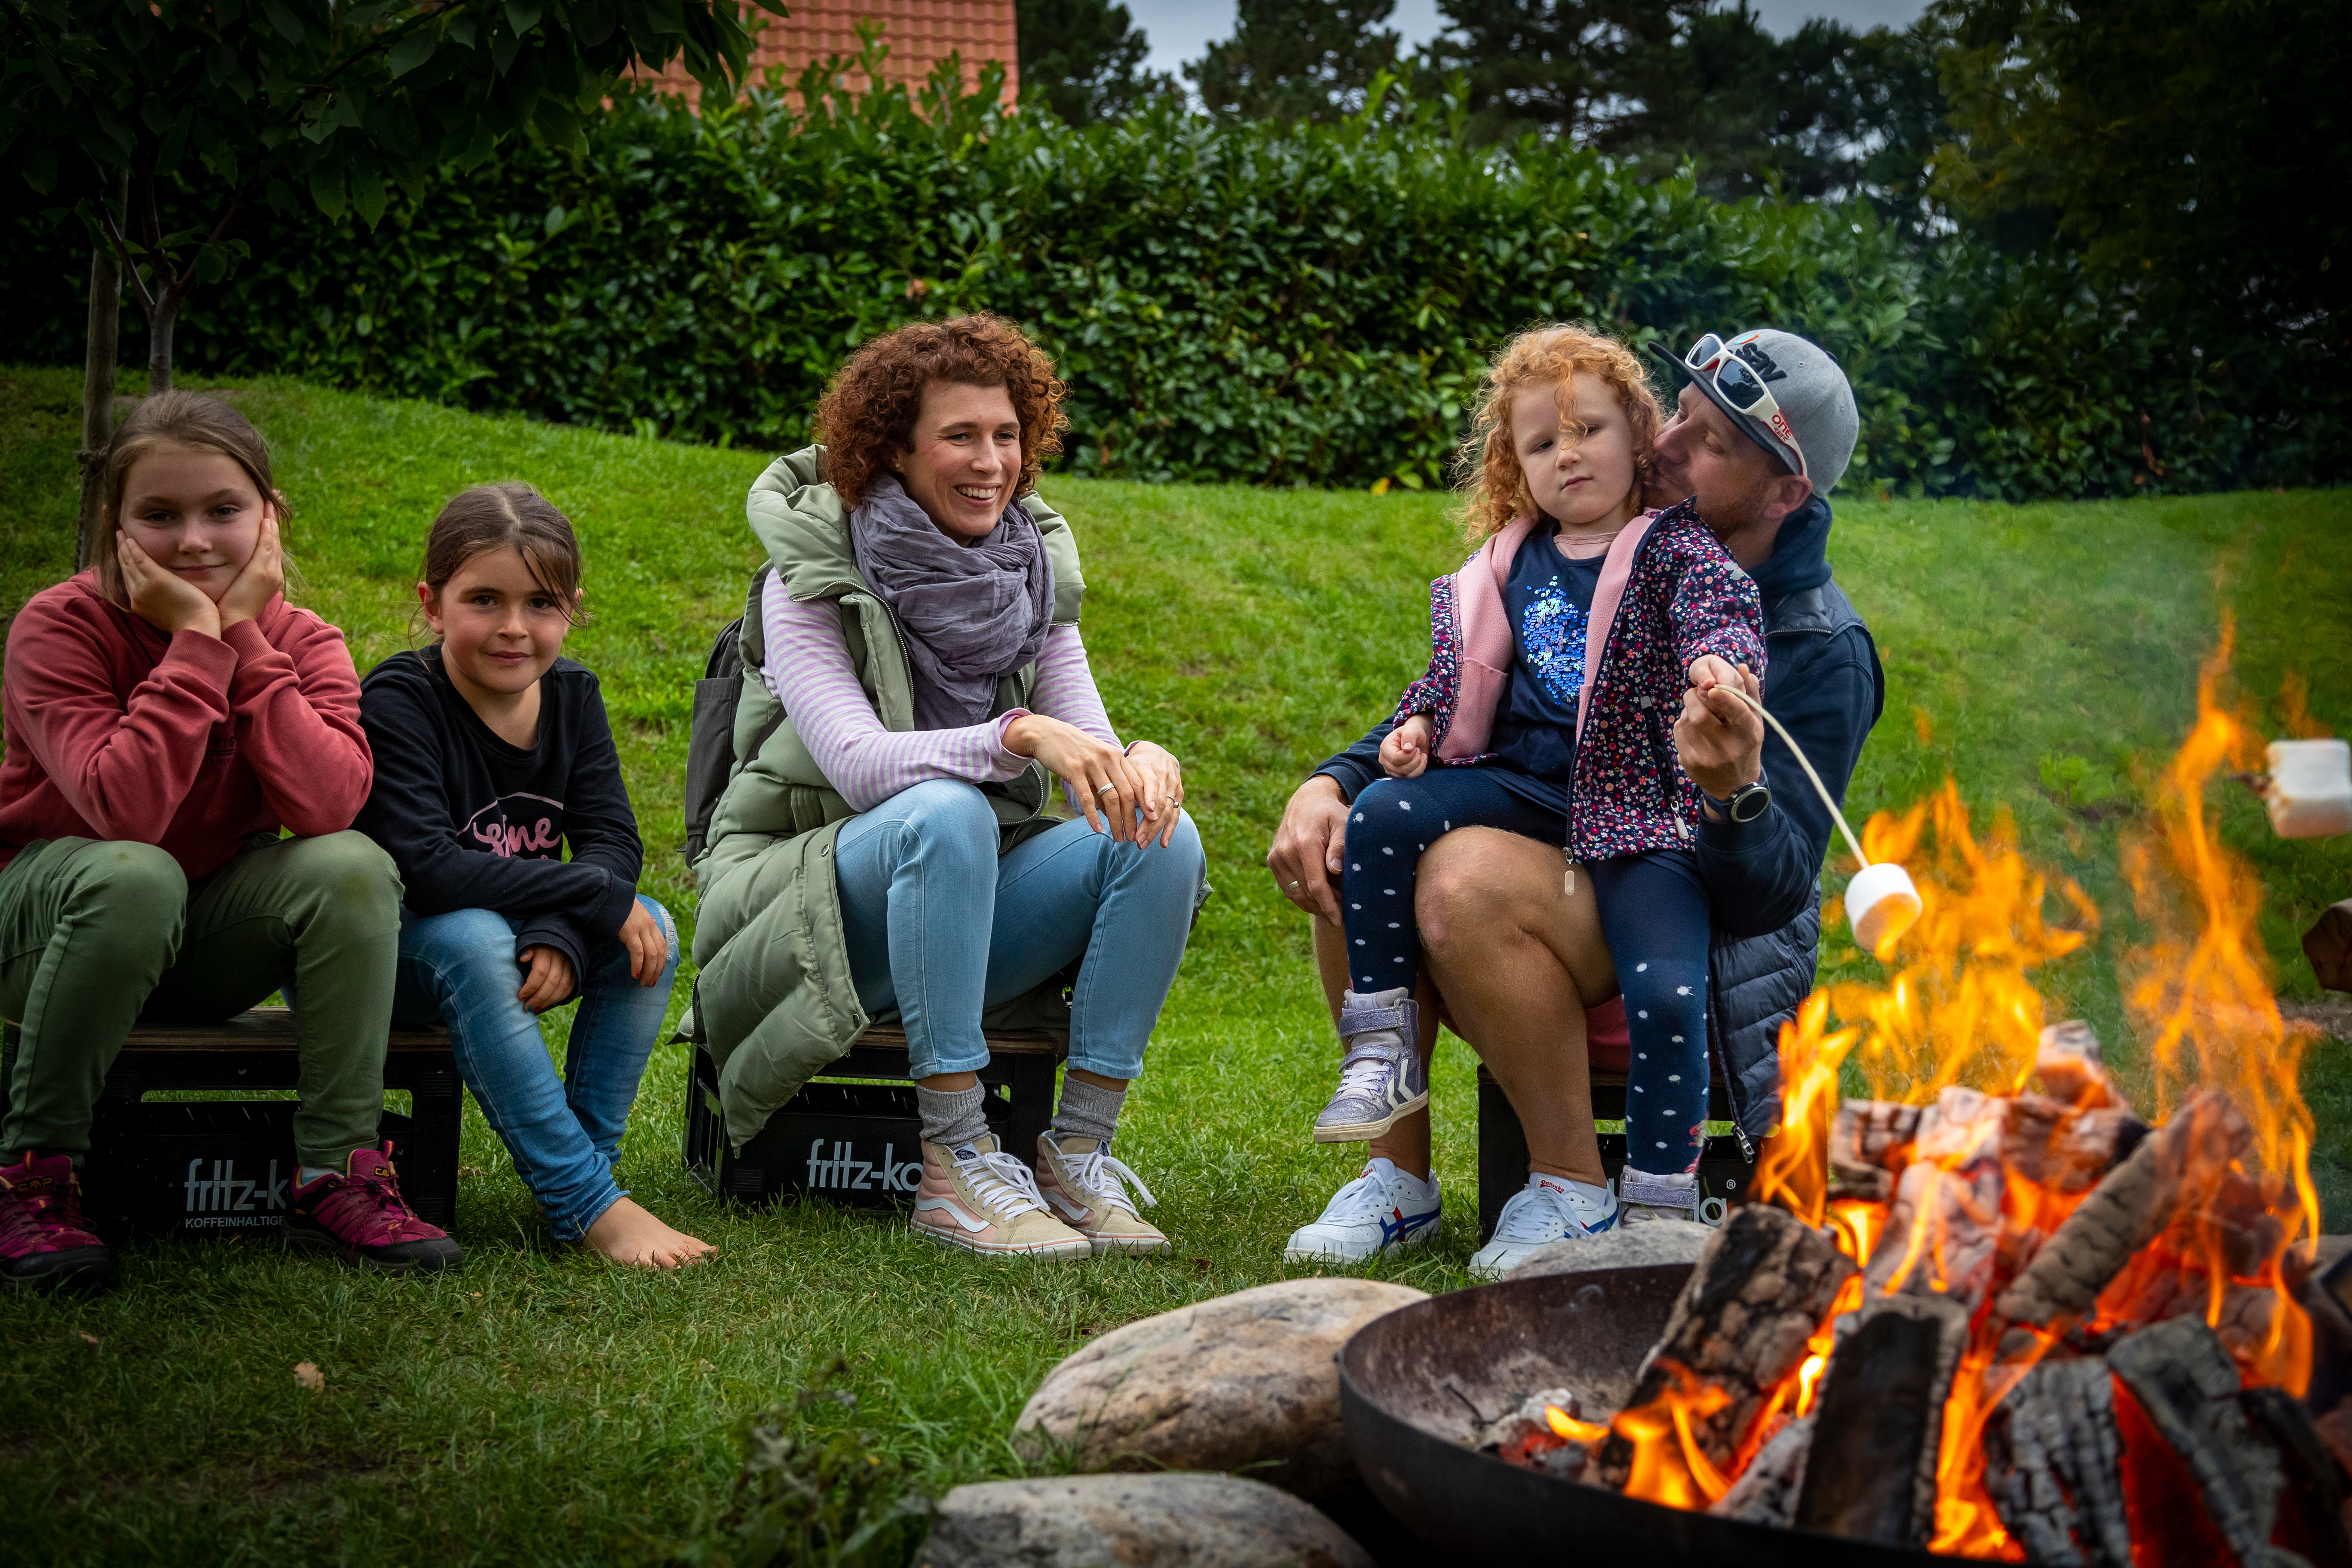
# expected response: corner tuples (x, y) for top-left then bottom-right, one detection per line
(1493, 637), (2349, 1563)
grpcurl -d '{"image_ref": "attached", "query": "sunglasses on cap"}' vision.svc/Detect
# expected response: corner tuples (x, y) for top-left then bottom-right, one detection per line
(1683, 334), (1808, 482)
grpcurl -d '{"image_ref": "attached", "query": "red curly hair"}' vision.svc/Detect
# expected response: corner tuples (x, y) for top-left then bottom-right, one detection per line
(815, 314), (1069, 509)
(1457, 324), (1665, 543)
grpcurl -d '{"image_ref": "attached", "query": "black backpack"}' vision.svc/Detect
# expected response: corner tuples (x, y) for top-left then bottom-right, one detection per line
(682, 566), (780, 865)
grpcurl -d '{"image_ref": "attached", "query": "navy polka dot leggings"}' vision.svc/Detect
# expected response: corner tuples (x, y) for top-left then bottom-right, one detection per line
(1341, 766), (1714, 1175)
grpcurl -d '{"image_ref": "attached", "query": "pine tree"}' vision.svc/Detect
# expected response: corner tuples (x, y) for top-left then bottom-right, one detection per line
(1188, 0), (1403, 122)
(1016, 0), (1172, 125)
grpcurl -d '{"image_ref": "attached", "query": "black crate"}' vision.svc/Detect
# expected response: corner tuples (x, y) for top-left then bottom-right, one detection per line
(0, 1008), (461, 1241)
(684, 1024), (1064, 1208)
(1476, 1067), (1755, 1241)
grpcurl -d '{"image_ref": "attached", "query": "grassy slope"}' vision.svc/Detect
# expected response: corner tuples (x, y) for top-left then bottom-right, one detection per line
(1, 367), (2348, 1564)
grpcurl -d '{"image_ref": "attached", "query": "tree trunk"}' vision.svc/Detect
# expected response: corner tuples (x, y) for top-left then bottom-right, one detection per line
(76, 170), (129, 570)
(148, 299), (177, 395)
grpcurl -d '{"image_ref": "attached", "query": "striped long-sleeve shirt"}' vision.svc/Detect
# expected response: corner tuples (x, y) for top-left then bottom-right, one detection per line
(759, 573), (1123, 814)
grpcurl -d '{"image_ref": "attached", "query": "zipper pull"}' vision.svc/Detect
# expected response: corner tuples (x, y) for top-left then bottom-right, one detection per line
(1562, 854), (1576, 898)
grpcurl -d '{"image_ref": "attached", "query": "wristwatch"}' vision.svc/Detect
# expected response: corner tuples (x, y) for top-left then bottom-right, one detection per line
(1703, 779), (1773, 824)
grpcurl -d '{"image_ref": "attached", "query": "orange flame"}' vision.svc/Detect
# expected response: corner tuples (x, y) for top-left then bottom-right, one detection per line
(1545, 1405), (1611, 1444)
(1752, 992), (1860, 1228)
(1612, 1362), (1734, 1510)
(1836, 783), (2098, 1104)
(2118, 623), (2318, 1393)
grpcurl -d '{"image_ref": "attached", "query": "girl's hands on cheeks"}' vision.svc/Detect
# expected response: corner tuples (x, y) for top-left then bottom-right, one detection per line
(1380, 714), (1435, 779)
(516, 944), (575, 1012)
(117, 531), (221, 639)
(1004, 712), (1148, 841)
(619, 901), (668, 986)
(216, 513), (286, 629)
(1122, 740), (1188, 848)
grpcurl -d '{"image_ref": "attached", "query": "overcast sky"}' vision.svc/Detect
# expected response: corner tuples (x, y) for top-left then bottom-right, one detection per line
(1126, 0), (1935, 80)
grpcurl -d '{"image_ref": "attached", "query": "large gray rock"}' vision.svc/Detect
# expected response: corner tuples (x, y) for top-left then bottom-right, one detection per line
(921, 1474), (1374, 1568)
(1014, 1278), (1426, 1502)
(1501, 1219), (1713, 1280)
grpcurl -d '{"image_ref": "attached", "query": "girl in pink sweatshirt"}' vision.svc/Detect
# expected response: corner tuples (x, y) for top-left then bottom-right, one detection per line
(0, 391), (459, 1293)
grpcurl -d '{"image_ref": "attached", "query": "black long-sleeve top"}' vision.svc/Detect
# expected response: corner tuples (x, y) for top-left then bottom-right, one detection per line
(355, 646), (643, 980)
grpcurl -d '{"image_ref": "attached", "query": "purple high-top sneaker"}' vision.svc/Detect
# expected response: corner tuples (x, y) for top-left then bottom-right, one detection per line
(285, 1143), (463, 1273)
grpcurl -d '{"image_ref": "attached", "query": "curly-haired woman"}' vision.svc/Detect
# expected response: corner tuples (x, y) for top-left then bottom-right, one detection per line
(690, 315), (1205, 1261)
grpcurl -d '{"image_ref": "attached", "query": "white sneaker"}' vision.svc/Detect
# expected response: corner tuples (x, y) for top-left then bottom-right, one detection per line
(1467, 1173), (1618, 1280)
(1283, 1158), (1442, 1265)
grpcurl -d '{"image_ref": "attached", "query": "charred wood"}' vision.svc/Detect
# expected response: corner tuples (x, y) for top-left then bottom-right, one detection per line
(1983, 1356), (2132, 1568)
(1594, 1205), (1855, 1491)
(1828, 1100), (1920, 1203)
(2035, 1020), (2132, 1111)
(2241, 1386), (2352, 1567)
(2108, 1316), (2298, 1567)
(1995, 1093), (2253, 1328)
(1710, 1416), (1813, 1528)
(1864, 1156), (2006, 1311)
(1792, 1293), (1968, 1547)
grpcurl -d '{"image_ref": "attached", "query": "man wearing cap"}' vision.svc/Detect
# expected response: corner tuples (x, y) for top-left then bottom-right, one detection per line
(1268, 327), (1885, 1275)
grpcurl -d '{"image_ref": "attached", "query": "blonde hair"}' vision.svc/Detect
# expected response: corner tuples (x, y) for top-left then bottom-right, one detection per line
(1456, 324), (1665, 544)
(95, 390), (295, 608)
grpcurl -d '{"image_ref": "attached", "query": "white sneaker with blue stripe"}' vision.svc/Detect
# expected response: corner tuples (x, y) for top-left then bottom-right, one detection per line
(1283, 1158), (1442, 1265)
(1467, 1173), (1618, 1280)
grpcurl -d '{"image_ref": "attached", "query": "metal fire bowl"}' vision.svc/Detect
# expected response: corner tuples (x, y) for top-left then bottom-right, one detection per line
(1338, 1265), (1951, 1566)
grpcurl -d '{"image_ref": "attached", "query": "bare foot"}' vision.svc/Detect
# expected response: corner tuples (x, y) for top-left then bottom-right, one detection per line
(579, 1197), (717, 1268)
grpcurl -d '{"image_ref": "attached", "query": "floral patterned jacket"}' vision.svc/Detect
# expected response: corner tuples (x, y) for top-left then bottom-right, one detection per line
(1391, 499), (1767, 860)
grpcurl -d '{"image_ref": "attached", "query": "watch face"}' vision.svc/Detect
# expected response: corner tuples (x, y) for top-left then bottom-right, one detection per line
(1730, 783), (1772, 823)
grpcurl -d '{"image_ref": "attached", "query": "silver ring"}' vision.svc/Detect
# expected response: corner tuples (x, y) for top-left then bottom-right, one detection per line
(1095, 781), (1118, 795)
(1288, 880), (1303, 888)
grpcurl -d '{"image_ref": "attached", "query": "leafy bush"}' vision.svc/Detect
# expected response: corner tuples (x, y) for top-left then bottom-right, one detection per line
(3, 43), (2338, 499)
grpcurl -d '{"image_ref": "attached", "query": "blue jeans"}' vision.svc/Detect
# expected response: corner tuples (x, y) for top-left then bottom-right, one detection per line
(391, 896), (680, 1239)
(833, 780), (1205, 1081)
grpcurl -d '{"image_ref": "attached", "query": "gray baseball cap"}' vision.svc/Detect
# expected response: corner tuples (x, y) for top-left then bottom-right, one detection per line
(1650, 328), (1860, 495)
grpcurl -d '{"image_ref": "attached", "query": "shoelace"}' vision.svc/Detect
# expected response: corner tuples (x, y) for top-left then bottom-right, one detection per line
(314, 1170), (421, 1242)
(954, 1148), (1049, 1219)
(1334, 1043), (1400, 1099)
(1322, 1167), (1407, 1222)
(1063, 1146), (1157, 1215)
(0, 1171), (82, 1246)
(1494, 1184), (1600, 1243)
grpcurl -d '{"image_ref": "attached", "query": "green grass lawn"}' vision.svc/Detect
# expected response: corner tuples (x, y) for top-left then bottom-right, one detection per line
(1, 367), (2349, 1565)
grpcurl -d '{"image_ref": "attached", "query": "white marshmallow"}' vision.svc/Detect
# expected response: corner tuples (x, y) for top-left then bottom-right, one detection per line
(1847, 861), (1923, 952)
(2266, 739), (2352, 840)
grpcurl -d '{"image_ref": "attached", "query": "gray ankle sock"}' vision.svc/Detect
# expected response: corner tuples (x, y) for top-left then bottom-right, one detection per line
(917, 1083), (990, 1149)
(1050, 1077), (1127, 1145)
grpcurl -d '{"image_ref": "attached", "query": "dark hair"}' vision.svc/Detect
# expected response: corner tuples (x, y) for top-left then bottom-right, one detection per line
(813, 313), (1068, 509)
(417, 482), (591, 632)
(96, 390), (291, 608)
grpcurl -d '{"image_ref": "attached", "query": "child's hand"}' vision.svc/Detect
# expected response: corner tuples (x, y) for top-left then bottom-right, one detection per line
(1686, 654), (1746, 695)
(619, 902), (669, 988)
(1381, 715), (1435, 778)
(117, 531), (222, 639)
(217, 513), (285, 628)
(517, 944), (576, 1012)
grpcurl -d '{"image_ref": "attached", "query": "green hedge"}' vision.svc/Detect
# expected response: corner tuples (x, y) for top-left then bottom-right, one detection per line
(5, 61), (2338, 499)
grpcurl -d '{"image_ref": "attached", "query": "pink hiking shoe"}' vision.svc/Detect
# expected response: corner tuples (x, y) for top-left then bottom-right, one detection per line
(0, 1152), (118, 1295)
(285, 1143), (463, 1273)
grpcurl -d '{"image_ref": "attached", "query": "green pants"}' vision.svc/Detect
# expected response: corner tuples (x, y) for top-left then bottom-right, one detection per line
(0, 832), (403, 1169)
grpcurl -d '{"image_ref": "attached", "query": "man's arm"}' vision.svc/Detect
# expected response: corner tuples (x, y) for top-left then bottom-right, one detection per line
(1268, 719), (1400, 922)
(1314, 718), (1396, 805)
(1680, 631), (1884, 938)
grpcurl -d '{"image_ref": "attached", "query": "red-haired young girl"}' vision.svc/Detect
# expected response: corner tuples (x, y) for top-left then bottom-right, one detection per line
(1294, 325), (1765, 1278)
(0, 391), (462, 1292)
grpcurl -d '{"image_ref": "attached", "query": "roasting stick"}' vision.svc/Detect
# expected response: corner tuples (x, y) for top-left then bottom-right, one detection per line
(1707, 682), (1922, 951)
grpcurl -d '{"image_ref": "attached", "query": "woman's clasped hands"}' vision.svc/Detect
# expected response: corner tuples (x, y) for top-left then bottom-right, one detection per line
(1003, 712), (1188, 847)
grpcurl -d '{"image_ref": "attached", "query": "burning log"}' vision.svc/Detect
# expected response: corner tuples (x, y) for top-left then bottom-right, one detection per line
(1594, 1205), (1855, 1494)
(1983, 1357), (2132, 1568)
(1828, 1100), (1920, 1203)
(1993, 1092), (2252, 1330)
(1709, 1416), (1813, 1528)
(2034, 1019), (2129, 1110)
(2242, 1386), (2352, 1566)
(1481, 1387), (1602, 1482)
(2108, 1316), (2300, 1568)
(1865, 1156), (2006, 1311)
(1791, 1293), (1968, 1547)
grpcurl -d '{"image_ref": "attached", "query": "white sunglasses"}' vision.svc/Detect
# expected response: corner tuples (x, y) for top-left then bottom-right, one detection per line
(1683, 334), (1809, 481)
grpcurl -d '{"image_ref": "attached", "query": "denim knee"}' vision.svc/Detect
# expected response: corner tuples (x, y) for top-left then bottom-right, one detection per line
(401, 906), (526, 1007)
(879, 780), (1000, 866)
(1126, 810), (1205, 898)
(632, 894), (683, 982)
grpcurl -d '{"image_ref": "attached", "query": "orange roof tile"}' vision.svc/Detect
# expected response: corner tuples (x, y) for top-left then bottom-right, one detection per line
(634, 0), (1020, 108)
